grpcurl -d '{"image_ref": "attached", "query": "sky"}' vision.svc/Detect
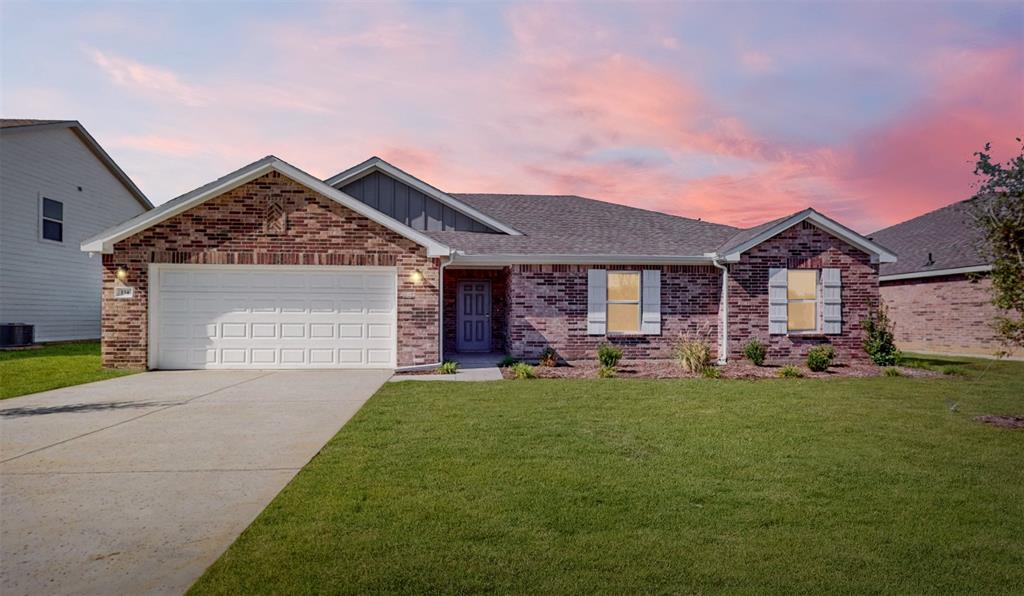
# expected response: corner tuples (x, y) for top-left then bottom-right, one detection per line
(2, 1), (1022, 233)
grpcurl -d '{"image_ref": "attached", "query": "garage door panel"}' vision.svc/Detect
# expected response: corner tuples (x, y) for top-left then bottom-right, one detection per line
(154, 267), (397, 369)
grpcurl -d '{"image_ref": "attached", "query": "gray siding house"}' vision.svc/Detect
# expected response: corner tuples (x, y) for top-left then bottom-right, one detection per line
(0, 119), (152, 342)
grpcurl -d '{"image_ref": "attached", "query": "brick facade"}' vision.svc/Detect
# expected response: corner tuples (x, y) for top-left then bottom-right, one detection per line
(443, 268), (509, 355)
(880, 274), (1004, 357)
(505, 264), (721, 361)
(101, 172), (439, 369)
(726, 221), (878, 363)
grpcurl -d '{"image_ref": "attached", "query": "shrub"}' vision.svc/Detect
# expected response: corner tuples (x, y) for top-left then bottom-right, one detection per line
(701, 366), (722, 379)
(597, 365), (617, 378)
(538, 346), (558, 367)
(436, 361), (458, 375)
(675, 338), (713, 373)
(862, 304), (901, 366)
(806, 345), (836, 372)
(743, 339), (767, 366)
(883, 366), (903, 377)
(778, 365), (804, 378)
(497, 356), (520, 368)
(509, 362), (536, 379)
(597, 344), (623, 368)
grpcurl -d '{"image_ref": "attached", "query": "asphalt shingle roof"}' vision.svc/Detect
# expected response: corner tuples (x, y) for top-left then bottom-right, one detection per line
(423, 194), (741, 256)
(870, 198), (989, 277)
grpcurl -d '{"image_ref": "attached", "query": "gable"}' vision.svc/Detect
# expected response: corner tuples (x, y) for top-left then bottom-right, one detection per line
(341, 170), (499, 233)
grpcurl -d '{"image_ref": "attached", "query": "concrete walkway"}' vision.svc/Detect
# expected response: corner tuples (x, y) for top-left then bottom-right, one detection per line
(0, 369), (390, 596)
(390, 352), (504, 382)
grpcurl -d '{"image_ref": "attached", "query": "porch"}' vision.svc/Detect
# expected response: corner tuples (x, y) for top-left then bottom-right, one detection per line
(443, 267), (509, 359)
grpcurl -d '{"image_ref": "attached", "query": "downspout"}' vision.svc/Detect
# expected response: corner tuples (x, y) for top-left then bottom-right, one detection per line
(712, 256), (729, 364)
(437, 253), (453, 364)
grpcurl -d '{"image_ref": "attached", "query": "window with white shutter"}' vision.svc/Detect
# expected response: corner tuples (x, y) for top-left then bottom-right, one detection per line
(768, 267), (842, 335)
(822, 268), (842, 334)
(587, 269), (661, 335)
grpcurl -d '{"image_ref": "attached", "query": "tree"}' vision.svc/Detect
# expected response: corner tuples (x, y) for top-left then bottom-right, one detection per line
(969, 139), (1024, 353)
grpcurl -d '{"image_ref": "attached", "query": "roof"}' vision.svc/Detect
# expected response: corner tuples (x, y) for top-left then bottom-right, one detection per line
(0, 119), (153, 209)
(325, 157), (523, 236)
(871, 198), (990, 280)
(81, 156), (450, 257)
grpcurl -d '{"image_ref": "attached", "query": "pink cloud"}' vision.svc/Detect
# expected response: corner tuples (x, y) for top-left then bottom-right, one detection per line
(89, 48), (207, 107)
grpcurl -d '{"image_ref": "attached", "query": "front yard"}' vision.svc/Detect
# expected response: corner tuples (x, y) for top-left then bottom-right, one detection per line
(191, 354), (1023, 594)
(0, 341), (135, 399)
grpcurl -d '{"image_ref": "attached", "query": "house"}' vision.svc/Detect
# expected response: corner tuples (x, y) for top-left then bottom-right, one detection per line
(871, 198), (1006, 358)
(1, 119), (152, 342)
(81, 155), (895, 370)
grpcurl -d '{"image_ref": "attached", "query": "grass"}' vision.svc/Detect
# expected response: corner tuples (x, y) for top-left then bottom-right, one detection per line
(191, 354), (1024, 594)
(0, 341), (136, 399)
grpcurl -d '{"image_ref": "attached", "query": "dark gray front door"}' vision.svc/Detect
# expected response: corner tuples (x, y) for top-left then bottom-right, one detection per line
(457, 281), (491, 352)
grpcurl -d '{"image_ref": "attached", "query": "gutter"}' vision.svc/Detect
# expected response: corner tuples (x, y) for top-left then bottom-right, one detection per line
(711, 256), (729, 364)
(449, 253), (716, 266)
(879, 264), (992, 282)
(437, 254), (452, 364)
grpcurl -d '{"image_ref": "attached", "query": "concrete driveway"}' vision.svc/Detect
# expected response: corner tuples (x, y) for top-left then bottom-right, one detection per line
(0, 369), (390, 596)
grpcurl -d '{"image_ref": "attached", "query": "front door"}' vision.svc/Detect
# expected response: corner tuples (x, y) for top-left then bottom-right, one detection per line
(457, 280), (491, 352)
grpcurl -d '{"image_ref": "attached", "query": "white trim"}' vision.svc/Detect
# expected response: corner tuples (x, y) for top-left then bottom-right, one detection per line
(879, 265), (992, 282)
(146, 264), (400, 370)
(718, 209), (898, 264)
(451, 253), (715, 266)
(325, 156), (523, 236)
(81, 156), (452, 258)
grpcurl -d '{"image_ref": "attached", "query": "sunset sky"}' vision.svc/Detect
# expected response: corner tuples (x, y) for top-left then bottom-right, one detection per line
(2, 1), (1022, 232)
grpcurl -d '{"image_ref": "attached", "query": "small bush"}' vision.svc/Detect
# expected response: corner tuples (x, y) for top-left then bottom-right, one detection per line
(743, 339), (767, 366)
(510, 362), (536, 379)
(497, 356), (520, 368)
(942, 365), (967, 376)
(675, 339), (713, 373)
(862, 304), (901, 366)
(597, 365), (617, 378)
(883, 366), (903, 377)
(538, 346), (558, 367)
(597, 344), (623, 368)
(436, 361), (458, 374)
(778, 365), (804, 378)
(806, 345), (836, 372)
(701, 366), (722, 379)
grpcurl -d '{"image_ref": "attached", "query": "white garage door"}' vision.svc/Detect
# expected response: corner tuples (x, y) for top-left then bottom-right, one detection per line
(151, 266), (397, 369)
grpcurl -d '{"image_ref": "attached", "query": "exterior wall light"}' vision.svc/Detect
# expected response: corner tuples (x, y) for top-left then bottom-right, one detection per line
(410, 270), (424, 284)
(116, 266), (129, 282)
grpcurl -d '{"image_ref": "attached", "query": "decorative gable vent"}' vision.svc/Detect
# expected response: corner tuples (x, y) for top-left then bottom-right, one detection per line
(263, 195), (287, 234)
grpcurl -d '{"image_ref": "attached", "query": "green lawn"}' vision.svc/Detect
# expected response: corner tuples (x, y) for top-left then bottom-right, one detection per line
(0, 341), (136, 399)
(192, 355), (1024, 595)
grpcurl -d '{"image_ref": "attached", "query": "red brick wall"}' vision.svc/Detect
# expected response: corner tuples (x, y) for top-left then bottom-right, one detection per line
(443, 268), (508, 354)
(727, 221), (878, 363)
(506, 264), (721, 360)
(880, 274), (1004, 356)
(101, 171), (439, 369)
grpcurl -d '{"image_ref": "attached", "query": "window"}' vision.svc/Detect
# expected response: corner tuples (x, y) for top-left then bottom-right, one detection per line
(787, 269), (817, 331)
(41, 197), (63, 242)
(607, 271), (641, 333)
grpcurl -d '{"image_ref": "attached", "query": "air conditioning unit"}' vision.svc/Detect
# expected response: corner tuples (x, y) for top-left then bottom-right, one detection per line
(1, 323), (35, 348)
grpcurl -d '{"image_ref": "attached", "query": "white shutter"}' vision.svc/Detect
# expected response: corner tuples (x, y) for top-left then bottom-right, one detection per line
(768, 267), (788, 335)
(822, 268), (842, 334)
(587, 269), (607, 335)
(641, 269), (661, 335)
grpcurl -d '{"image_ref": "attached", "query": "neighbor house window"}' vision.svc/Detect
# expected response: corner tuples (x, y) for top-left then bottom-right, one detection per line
(787, 269), (818, 331)
(41, 197), (63, 242)
(607, 271), (641, 333)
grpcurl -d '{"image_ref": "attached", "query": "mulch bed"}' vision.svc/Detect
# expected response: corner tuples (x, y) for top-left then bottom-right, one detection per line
(501, 359), (942, 380)
(974, 415), (1024, 429)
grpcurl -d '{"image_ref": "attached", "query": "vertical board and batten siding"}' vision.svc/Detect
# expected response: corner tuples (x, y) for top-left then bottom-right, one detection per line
(0, 127), (148, 341)
(340, 170), (498, 233)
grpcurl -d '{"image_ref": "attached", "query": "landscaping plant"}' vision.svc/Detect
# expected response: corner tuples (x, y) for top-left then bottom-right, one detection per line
(597, 344), (623, 368)
(778, 364), (804, 378)
(675, 338), (712, 373)
(509, 362), (536, 379)
(701, 366), (722, 379)
(597, 365), (617, 378)
(862, 304), (901, 366)
(497, 356), (520, 368)
(884, 367), (903, 377)
(538, 347), (558, 367)
(437, 361), (459, 375)
(806, 345), (836, 372)
(743, 339), (768, 366)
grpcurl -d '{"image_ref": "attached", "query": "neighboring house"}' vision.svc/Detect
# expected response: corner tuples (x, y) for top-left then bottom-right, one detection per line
(870, 198), (1005, 358)
(81, 155), (895, 370)
(0, 119), (152, 342)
